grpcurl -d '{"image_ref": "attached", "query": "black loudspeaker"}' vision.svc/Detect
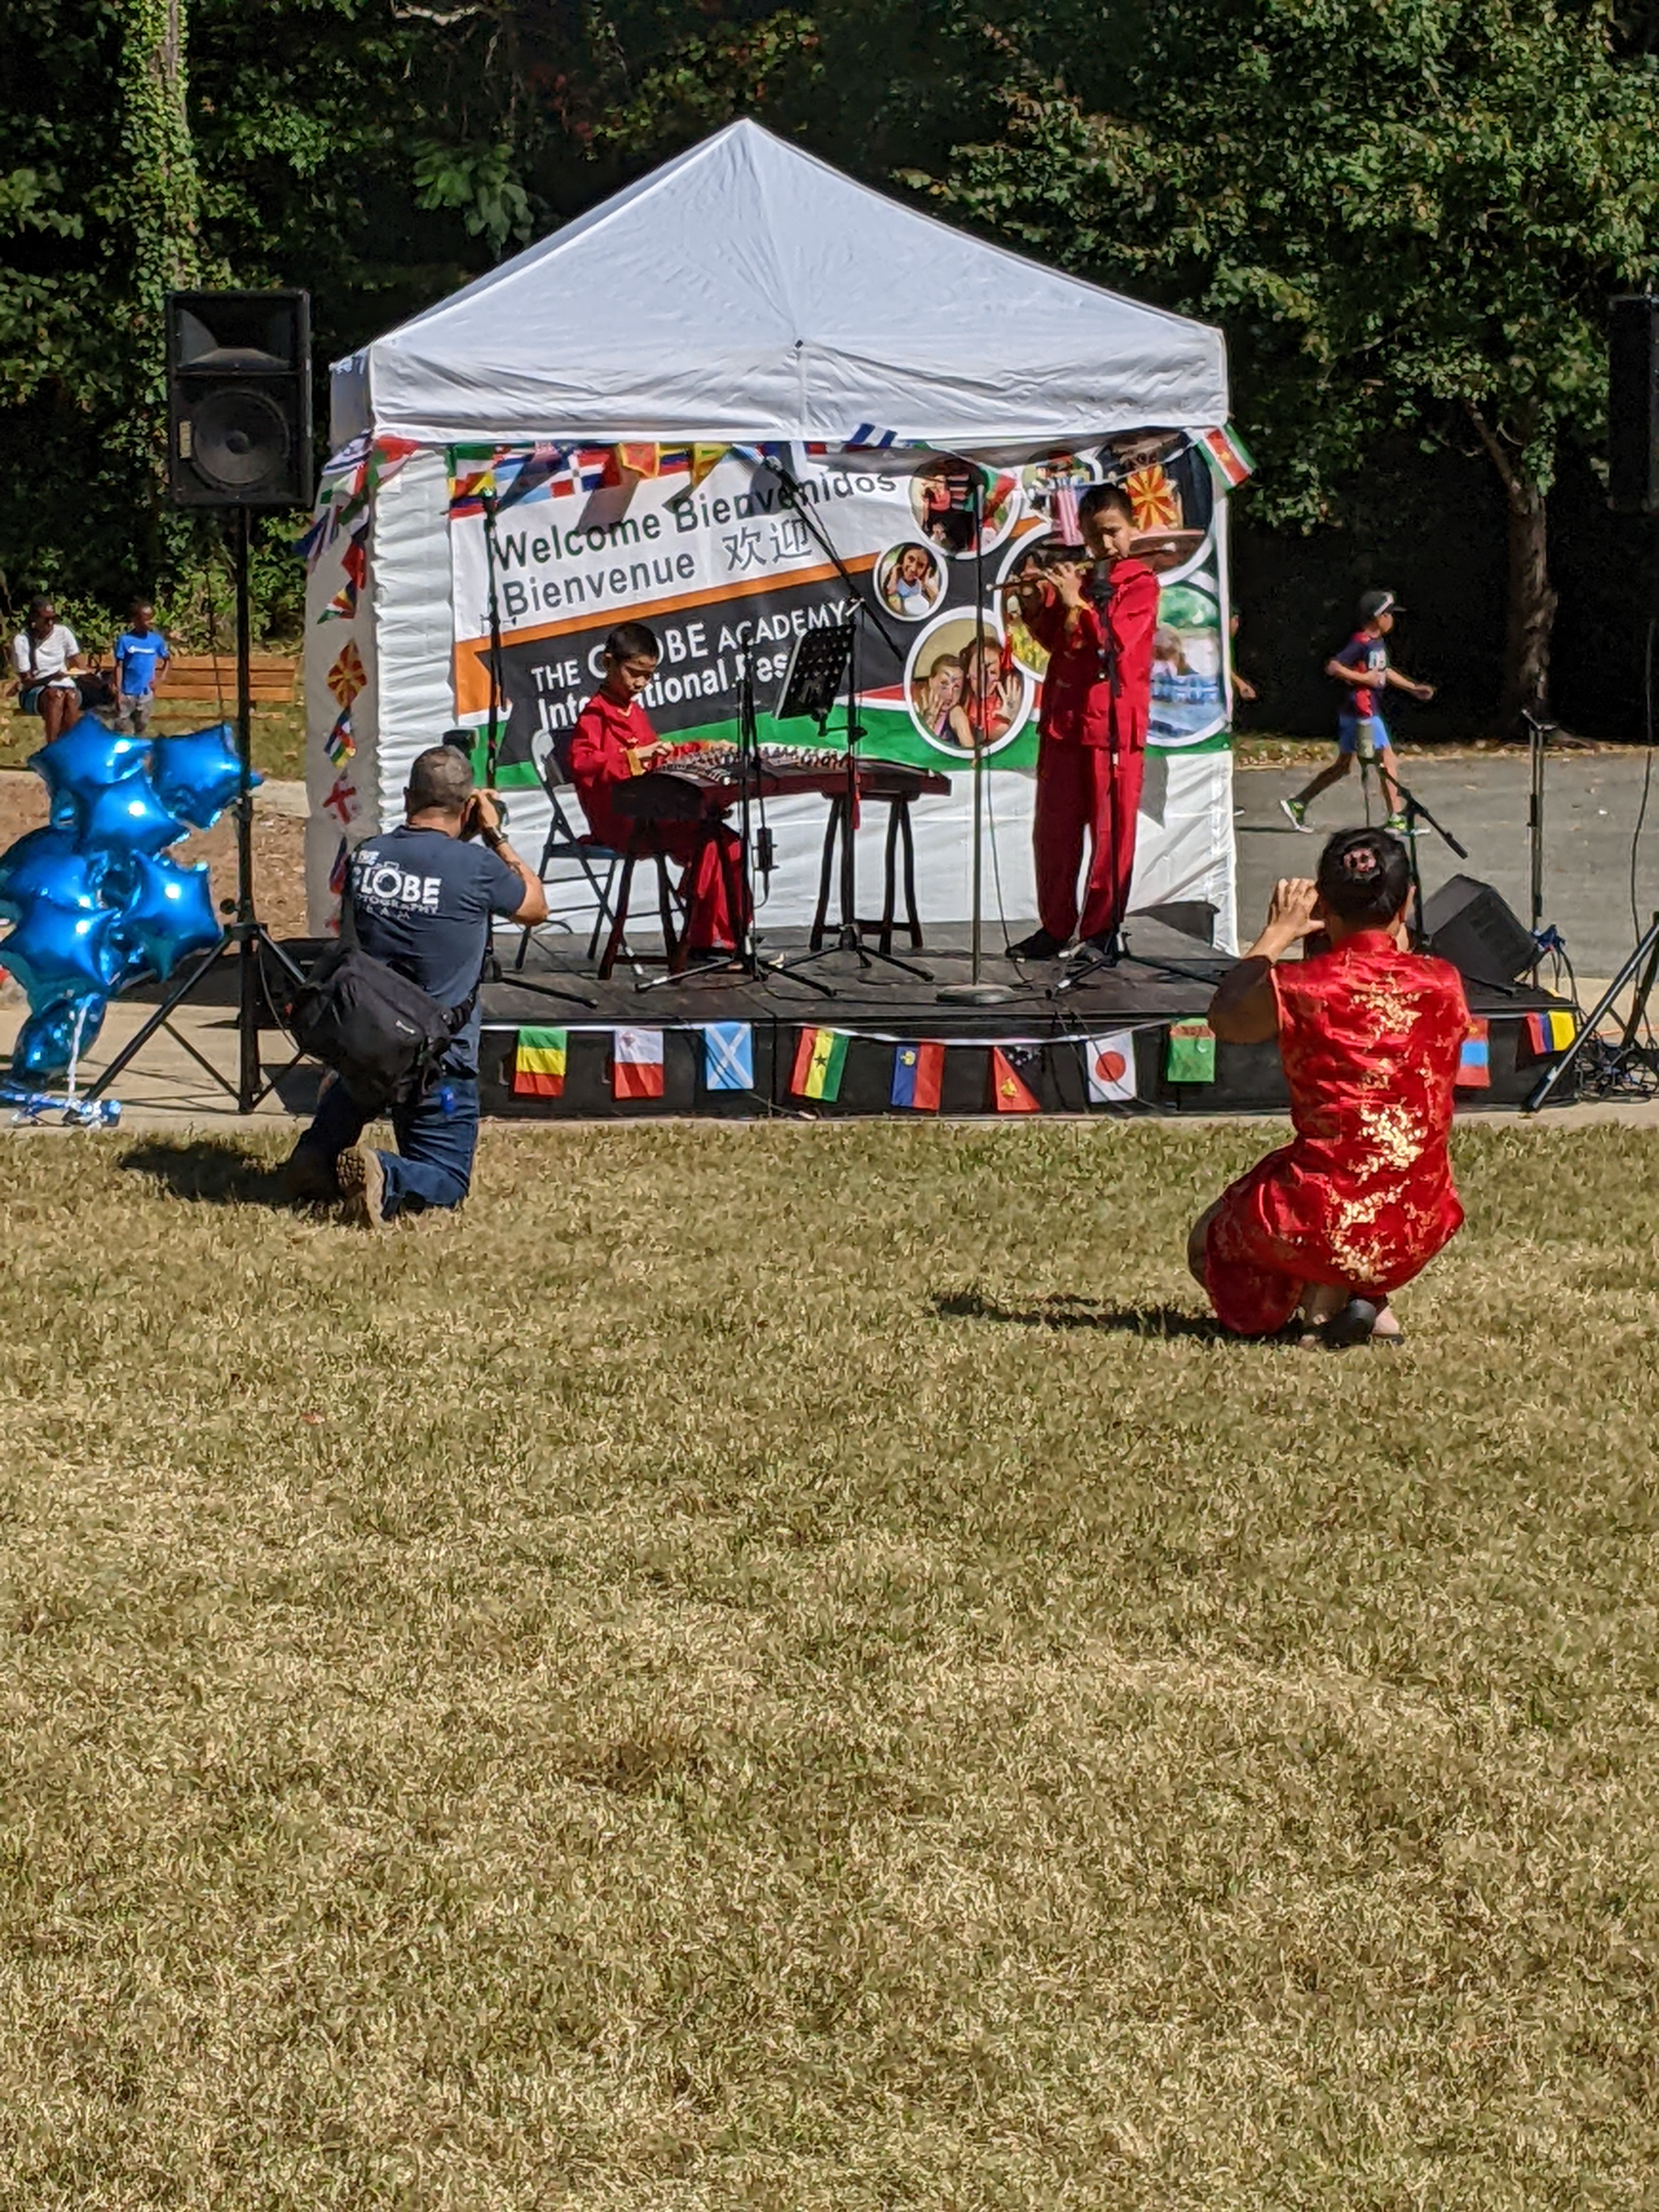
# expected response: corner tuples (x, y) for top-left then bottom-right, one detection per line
(166, 290), (313, 508)
(1608, 295), (1659, 517)
(1420, 873), (1535, 989)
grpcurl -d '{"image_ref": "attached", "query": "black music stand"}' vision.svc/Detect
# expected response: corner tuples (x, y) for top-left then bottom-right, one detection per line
(756, 461), (931, 988)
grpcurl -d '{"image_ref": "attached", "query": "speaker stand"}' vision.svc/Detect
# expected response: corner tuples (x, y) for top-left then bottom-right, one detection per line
(84, 506), (303, 1113)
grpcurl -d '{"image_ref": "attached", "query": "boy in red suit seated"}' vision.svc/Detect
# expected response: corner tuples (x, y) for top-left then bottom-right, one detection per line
(1192, 828), (1469, 1346)
(1005, 482), (1159, 961)
(567, 621), (744, 956)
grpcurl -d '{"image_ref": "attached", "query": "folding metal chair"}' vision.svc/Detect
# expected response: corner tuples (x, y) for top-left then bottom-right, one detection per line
(513, 730), (630, 970)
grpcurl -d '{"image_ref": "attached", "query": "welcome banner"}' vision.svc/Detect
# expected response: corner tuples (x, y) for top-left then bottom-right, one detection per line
(446, 437), (1232, 789)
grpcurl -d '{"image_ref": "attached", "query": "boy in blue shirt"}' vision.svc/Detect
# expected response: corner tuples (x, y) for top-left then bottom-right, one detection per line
(112, 598), (170, 734)
(1280, 590), (1434, 834)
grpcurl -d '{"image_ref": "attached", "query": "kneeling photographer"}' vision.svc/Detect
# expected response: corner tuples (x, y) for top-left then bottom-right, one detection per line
(285, 746), (546, 1226)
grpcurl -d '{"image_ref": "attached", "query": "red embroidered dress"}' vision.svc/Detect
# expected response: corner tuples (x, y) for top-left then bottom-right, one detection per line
(1204, 932), (1469, 1335)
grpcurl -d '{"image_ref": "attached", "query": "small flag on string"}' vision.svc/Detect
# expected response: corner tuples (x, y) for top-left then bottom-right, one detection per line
(792, 1026), (849, 1102)
(513, 1026), (567, 1098)
(1051, 481), (1082, 545)
(1525, 1008), (1576, 1056)
(613, 1026), (665, 1099)
(890, 1040), (944, 1111)
(1456, 1020), (1491, 1089)
(990, 1046), (1041, 1114)
(326, 639), (368, 712)
(1197, 424), (1255, 489)
(617, 443), (661, 480)
(324, 709), (354, 768)
(845, 424), (905, 449)
(322, 774), (358, 826)
(702, 1020), (754, 1092)
(1084, 1030), (1138, 1103)
(327, 837), (350, 896)
(1165, 1022), (1217, 1083)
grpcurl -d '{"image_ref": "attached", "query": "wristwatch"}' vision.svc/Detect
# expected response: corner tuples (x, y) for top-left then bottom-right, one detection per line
(482, 826), (507, 852)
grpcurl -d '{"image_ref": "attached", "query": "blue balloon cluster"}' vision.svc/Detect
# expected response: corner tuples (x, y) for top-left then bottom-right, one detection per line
(0, 716), (258, 1075)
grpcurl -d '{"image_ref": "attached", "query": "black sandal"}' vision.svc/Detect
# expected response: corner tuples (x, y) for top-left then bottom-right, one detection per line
(1321, 1297), (1379, 1347)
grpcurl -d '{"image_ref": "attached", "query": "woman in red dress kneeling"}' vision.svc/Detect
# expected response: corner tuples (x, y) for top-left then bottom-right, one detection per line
(1192, 828), (1469, 1345)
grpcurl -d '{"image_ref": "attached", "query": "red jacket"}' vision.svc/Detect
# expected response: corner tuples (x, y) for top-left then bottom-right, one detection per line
(568, 690), (655, 848)
(1027, 557), (1158, 751)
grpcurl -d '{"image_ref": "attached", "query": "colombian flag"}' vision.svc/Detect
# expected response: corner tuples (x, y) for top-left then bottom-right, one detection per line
(1456, 1020), (1491, 1088)
(1525, 1008), (1576, 1055)
(792, 1027), (849, 1101)
(890, 1040), (944, 1111)
(512, 1026), (566, 1098)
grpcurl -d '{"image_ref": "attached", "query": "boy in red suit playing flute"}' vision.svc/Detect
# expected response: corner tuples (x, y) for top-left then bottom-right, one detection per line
(1005, 483), (1159, 962)
(567, 620), (744, 956)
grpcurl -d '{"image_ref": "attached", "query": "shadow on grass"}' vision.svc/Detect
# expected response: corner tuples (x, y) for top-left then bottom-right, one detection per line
(932, 1289), (1233, 1341)
(121, 1138), (295, 1208)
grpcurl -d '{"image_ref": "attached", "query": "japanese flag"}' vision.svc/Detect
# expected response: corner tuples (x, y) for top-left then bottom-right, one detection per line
(1085, 1031), (1137, 1103)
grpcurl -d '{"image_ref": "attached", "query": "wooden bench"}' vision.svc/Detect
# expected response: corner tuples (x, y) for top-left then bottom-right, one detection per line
(150, 652), (299, 706)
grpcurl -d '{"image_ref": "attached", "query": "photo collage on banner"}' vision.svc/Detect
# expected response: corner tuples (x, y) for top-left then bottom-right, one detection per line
(443, 437), (1233, 796)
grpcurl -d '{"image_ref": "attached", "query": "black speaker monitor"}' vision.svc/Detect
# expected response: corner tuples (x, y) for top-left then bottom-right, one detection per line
(166, 289), (313, 509)
(1420, 873), (1534, 990)
(1608, 294), (1659, 517)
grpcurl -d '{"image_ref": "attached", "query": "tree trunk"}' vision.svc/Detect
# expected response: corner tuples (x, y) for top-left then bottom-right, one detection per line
(1503, 477), (1556, 732)
(1465, 401), (1556, 733)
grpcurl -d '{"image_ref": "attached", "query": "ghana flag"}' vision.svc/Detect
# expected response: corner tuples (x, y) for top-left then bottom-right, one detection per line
(512, 1026), (566, 1097)
(791, 1026), (849, 1101)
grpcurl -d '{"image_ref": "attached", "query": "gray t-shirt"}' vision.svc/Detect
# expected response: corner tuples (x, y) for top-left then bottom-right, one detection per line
(346, 824), (522, 1076)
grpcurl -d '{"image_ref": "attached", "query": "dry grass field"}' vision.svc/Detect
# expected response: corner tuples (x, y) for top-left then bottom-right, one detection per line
(0, 1117), (1655, 2208)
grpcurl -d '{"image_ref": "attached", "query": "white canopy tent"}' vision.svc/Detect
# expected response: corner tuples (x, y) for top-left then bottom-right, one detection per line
(332, 120), (1228, 449)
(309, 121), (1239, 945)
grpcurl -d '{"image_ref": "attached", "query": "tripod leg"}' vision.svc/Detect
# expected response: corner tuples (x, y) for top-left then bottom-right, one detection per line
(1526, 914), (1659, 1112)
(81, 942), (233, 1102)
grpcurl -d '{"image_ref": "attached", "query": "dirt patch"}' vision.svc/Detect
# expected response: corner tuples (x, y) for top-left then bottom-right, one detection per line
(0, 771), (309, 945)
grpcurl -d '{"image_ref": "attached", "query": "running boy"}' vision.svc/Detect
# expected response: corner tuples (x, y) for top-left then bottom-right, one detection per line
(112, 597), (171, 735)
(1280, 590), (1433, 835)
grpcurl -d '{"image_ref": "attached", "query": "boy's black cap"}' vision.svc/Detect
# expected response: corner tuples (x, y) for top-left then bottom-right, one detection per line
(1358, 589), (1401, 622)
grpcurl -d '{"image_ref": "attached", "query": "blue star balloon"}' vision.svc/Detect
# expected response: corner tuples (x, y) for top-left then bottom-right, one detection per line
(151, 724), (260, 831)
(1, 901), (125, 1011)
(0, 828), (109, 921)
(72, 774), (187, 860)
(29, 716), (154, 833)
(12, 996), (107, 1077)
(108, 852), (223, 981)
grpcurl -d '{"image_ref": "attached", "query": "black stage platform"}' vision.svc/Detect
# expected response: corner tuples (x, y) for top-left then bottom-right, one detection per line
(473, 911), (1578, 1120)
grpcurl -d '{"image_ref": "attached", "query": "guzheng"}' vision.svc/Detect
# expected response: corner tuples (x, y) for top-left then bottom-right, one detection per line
(614, 745), (950, 824)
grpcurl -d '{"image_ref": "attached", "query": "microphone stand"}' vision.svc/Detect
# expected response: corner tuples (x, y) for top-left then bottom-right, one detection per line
(749, 450), (932, 985)
(937, 464), (1017, 1005)
(1054, 563), (1131, 996)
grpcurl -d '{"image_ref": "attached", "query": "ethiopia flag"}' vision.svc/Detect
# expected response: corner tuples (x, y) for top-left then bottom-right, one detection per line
(512, 1026), (567, 1098)
(890, 1040), (944, 1111)
(989, 1047), (1040, 1113)
(792, 1026), (849, 1101)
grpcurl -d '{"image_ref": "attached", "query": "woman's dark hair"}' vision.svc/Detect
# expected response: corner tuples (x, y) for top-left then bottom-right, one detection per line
(605, 620), (659, 663)
(1317, 827), (1411, 925)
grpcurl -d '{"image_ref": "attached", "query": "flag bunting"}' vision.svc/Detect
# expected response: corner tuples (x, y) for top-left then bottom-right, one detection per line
(792, 1026), (849, 1101)
(513, 1026), (567, 1098)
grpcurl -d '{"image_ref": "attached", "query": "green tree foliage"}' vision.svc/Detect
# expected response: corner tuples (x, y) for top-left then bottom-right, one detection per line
(916, 0), (1659, 723)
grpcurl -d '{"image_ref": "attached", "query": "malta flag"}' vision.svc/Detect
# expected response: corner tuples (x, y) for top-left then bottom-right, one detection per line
(989, 1046), (1040, 1113)
(612, 1026), (665, 1098)
(512, 1026), (566, 1098)
(890, 1040), (944, 1111)
(1084, 1031), (1137, 1103)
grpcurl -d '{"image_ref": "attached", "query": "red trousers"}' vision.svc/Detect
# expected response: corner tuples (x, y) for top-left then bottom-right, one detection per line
(1034, 737), (1145, 945)
(659, 823), (747, 951)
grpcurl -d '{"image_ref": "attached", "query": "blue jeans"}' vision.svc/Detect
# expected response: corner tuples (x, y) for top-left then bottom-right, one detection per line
(297, 1075), (479, 1216)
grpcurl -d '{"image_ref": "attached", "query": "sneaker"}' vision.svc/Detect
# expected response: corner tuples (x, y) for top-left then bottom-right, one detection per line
(1007, 929), (1068, 961)
(1383, 812), (1415, 836)
(1279, 796), (1313, 832)
(336, 1144), (387, 1229)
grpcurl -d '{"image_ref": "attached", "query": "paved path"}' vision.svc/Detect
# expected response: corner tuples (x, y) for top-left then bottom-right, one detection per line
(1236, 750), (1659, 976)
